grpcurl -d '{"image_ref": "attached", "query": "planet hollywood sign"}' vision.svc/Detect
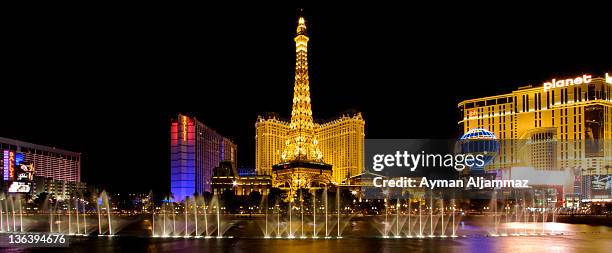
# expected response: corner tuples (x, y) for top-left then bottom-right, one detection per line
(542, 74), (592, 92)
(543, 73), (611, 92)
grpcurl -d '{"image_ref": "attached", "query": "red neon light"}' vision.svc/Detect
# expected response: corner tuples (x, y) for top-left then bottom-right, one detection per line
(171, 123), (178, 146)
(468, 109), (477, 117)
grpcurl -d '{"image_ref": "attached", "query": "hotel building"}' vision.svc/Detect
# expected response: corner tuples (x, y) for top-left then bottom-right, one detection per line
(33, 176), (88, 198)
(255, 17), (365, 186)
(0, 137), (81, 184)
(458, 73), (612, 203)
(211, 160), (271, 196)
(170, 114), (237, 201)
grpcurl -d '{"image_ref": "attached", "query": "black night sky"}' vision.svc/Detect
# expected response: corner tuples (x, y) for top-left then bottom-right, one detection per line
(2, 4), (609, 194)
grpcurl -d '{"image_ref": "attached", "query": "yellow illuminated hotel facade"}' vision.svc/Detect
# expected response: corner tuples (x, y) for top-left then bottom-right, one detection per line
(256, 113), (365, 185)
(255, 17), (365, 185)
(458, 72), (612, 202)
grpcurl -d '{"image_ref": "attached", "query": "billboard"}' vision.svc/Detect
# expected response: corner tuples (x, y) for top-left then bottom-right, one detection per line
(8, 181), (31, 193)
(582, 175), (612, 200)
(2, 150), (14, 181)
(16, 163), (35, 181)
(1, 150), (35, 193)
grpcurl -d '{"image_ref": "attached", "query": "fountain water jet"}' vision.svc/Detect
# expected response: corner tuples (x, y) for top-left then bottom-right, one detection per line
(56, 205), (61, 233)
(194, 199), (198, 237)
(68, 200), (72, 234)
(418, 198), (423, 237)
(429, 193), (433, 237)
(0, 198), (3, 232)
(11, 197), (16, 232)
(276, 202), (280, 238)
(105, 195), (112, 235)
(184, 200), (189, 237)
(325, 186), (328, 238)
(76, 199), (80, 235)
(49, 201), (53, 233)
(514, 202), (519, 235)
(264, 195), (267, 238)
(204, 201), (209, 237)
(440, 197), (445, 237)
(83, 201), (87, 235)
(162, 202), (166, 236)
(172, 203), (176, 236)
(95, 192), (113, 236)
(18, 197), (23, 232)
(551, 208), (556, 234)
(492, 190), (498, 236)
(152, 211), (156, 237)
(541, 205), (546, 234)
(337, 189), (340, 238)
(396, 199), (400, 238)
(505, 203), (509, 235)
(407, 198), (412, 237)
(288, 199), (293, 238)
(216, 204), (221, 238)
(6, 200), (10, 232)
(523, 197), (528, 235)
(451, 199), (457, 237)
(532, 196), (536, 235)
(312, 190), (317, 238)
(384, 197), (388, 237)
(300, 192), (305, 239)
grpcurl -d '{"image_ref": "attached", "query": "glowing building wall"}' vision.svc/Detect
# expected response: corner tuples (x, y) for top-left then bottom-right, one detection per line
(255, 113), (365, 184)
(170, 114), (237, 201)
(458, 73), (612, 200)
(0, 137), (81, 184)
(317, 113), (365, 184)
(255, 115), (289, 176)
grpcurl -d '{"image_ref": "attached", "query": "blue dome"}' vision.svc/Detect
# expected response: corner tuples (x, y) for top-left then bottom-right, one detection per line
(460, 128), (497, 141)
(458, 128), (500, 169)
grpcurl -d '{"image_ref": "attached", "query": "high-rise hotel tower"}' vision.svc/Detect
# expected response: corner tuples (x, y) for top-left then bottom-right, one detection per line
(170, 114), (237, 201)
(0, 137), (81, 183)
(458, 73), (612, 201)
(255, 17), (365, 185)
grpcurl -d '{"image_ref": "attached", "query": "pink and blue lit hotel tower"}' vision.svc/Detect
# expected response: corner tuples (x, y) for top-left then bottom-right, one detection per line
(170, 114), (237, 202)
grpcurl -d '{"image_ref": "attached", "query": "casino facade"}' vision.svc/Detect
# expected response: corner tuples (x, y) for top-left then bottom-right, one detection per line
(458, 73), (612, 206)
(0, 137), (81, 195)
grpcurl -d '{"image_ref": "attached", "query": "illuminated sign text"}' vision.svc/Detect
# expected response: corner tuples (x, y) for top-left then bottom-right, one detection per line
(2, 150), (8, 181)
(8, 151), (14, 180)
(182, 116), (188, 143)
(543, 74), (592, 92)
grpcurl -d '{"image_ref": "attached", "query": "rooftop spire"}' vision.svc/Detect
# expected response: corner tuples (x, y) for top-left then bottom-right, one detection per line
(297, 16), (307, 35)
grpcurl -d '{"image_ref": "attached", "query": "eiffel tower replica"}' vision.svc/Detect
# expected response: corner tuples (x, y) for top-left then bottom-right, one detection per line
(272, 17), (332, 200)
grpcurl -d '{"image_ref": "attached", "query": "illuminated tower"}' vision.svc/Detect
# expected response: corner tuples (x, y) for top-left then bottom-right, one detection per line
(255, 16), (365, 186)
(282, 17), (323, 162)
(170, 114), (237, 202)
(272, 17), (332, 199)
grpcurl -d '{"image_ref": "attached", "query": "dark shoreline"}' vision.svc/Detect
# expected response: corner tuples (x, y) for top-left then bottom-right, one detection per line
(554, 215), (612, 227)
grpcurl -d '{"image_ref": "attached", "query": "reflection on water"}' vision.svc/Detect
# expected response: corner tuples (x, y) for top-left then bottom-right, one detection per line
(6, 218), (612, 253)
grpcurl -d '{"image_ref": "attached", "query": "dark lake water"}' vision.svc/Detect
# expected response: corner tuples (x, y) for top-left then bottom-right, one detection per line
(2, 216), (611, 253)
